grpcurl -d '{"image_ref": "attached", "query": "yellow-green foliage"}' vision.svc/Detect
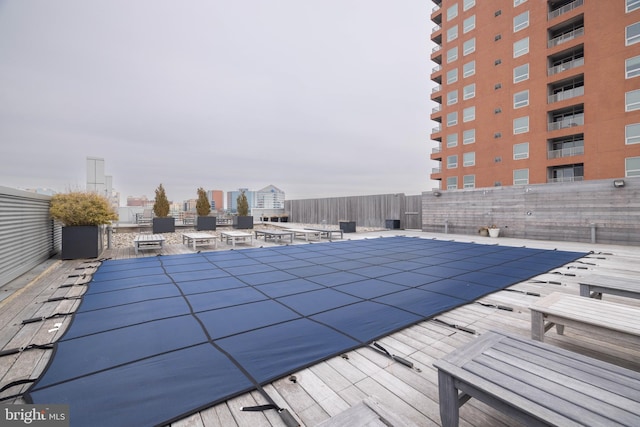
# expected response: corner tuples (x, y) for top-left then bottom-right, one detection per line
(153, 184), (170, 217)
(237, 191), (249, 216)
(196, 187), (211, 217)
(50, 192), (118, 226)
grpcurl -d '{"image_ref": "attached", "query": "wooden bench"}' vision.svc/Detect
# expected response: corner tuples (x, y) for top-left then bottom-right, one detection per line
(530, 292), (640, 345)
(182, 232), (217, 250)
(219, 231), (253, 247)
(254, 229), (294, 244)
(434, 330), (640, 427)
(133, 234), (165, 255)
(578, 274), (640, 299)
(285, 228), (323, 241)
(305, 228), (344, 240)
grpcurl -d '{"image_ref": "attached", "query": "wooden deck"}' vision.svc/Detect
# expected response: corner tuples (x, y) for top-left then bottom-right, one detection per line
(1, 229), (639, 427)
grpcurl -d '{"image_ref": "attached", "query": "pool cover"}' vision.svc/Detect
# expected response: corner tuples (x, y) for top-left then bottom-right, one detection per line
(25, 236), (586, 426)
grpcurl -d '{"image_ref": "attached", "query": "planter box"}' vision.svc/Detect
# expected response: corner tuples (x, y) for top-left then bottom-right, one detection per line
(196, 216), (217, 231)
(62, 226), (103, 260)
(233, 216), (254, 229)
(385, 219), (401, 229)
(339, 221), (356, 233)
(153, 217), (175, 234)
(489, 228), (501, 238)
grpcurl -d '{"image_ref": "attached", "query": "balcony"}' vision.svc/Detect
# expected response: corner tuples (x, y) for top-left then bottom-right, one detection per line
(548, 145), (584, 159)
(548, 0), (584, 21)
(548, 175), (584, 183)
(548, 84), (584, 104)
(548, 56), (584, 76)
(548, 26), (584, 48)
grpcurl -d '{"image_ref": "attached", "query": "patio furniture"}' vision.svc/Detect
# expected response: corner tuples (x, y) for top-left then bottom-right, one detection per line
(133, 234), (165, 254)
(285, 228), (323, 241)
(254, 229), (294, 244)
(182, 232), (217, 250)
(578, 273), (640, 299)
(220, 231), (253, 247)
(305, 228), (344, 240)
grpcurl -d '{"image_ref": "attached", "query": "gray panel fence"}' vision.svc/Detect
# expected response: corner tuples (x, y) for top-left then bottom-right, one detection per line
(422, 177), (640, 245)
(284, 193), (422, 230)
(0, 186), (60, 288)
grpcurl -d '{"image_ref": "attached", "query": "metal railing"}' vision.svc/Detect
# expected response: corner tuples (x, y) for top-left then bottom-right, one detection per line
(548, 114), (584, 131)
(547, 145), (585, 159)
(548, 27), (584, 48)
(548, 85), (584, 103)
(548, 0), (584, 20)
(548, 57), (584, 76)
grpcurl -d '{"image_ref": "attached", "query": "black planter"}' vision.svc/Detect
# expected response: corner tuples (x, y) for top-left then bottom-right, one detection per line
(233, 216), (253, 229)
(339, 221), (356, 233)
(196, 216), (217, 231)
(385, 219), (401, 229)
(153, 217), (175, 233)
(61, 226), (103, 260)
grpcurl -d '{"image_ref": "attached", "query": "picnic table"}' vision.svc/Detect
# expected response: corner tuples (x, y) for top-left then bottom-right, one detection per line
(220, 231), (253, 247)
(578, 273), (640, 299)
(285, 228), (323, 241)
(133, 234), (165, 255)
(434, 330), (640, 427)
(182, 232), (217, 250)
(254, 229), (294, 243)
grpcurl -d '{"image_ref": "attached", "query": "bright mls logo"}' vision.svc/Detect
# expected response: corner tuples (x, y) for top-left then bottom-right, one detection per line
(2, 405), (69, 426)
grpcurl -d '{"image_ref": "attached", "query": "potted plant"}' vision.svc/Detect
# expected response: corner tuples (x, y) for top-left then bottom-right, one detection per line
(152, 184), (175, 233)
(49, 191), (118, 259)
(195, 187), (216, 231)
(478, 226), (489, 237)
(233, 190), (253, 229)
(488, 224), (500, 238)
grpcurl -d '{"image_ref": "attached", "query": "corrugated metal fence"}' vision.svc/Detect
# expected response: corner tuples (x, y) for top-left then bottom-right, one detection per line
(284, 193), (422, 229)
(0, 186), (60, 287)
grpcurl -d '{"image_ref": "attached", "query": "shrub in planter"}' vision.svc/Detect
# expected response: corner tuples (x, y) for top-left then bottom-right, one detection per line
(153, 184), (175, 233)
(196, 187), (216, 231)
(233, 190), (253, 229)
(49, 191), (118, 259)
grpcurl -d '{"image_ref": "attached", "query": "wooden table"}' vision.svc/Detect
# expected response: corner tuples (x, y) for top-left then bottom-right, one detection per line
(529, 292), (640, 344)
(182, 232), (217, 250)
(133, 234), (165, 255)
(219, 231), (253, 247)
(254, 229), (294, 243)
(578, 273), (640, 299)
(434, 330), (640, 427)
(285, 228), (323, 241)
(305, 228), (344, 240)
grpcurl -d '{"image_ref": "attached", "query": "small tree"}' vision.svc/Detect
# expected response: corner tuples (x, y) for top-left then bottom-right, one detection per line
(50, 191), (118, 226)
(153, 184), (170, 217)
(237, 190), (249, 216)
(196, 187), (211, 217)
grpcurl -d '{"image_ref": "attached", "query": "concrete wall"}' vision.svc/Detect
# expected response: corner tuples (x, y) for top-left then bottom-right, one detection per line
(422, 178), (640, 245)
(285, 194), (422, 229)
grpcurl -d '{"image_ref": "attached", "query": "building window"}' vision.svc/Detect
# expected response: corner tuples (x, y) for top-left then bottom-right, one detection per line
(626, 123), (640, 144)
(628, 0), (640, 13)
(447, 46), (459, 63)
(514, 142), (529, 159)
(463, 15), (476, 33)
(447, 3), (459, 21)
(447, 155), (458, 169)
(447, 25), (459, 42)
(514, 63), (529, 83)
(463, 129), (476, 144)
(626, 89), (640, 111)
(463, 38), (476, 56)
(513, 37), (529, 58)
(513, 11), (529, 32)
(463, 60), (476, 77)
(446, 177), (458, 190)
(447, 90), (459, 105)
(446, 68), (459, 84)
(463, 152), (476, 166)
(627, 56), (640, 79)
(446, 133), (458, 147)
(463, 83), (476, 100)
(514, 0), (528, 6)
(447, 112), (458, 127)
(463, 0), (475, 11)
(514, 90), (529, 108)
(463, 175), (475, 188)
(513, 169), (529, 185)
(626, 157), (640, 176)
(627, 22), (640, 46)
(463, 106), (476, 122)
(513, 116), (529, 134)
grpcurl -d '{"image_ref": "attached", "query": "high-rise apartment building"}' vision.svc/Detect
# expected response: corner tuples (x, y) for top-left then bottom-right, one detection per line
(429, 0), (640, 190)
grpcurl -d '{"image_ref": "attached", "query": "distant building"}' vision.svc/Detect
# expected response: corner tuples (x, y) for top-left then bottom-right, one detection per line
(86, 156), (119, 209)
(126, 196), (150, 207)
(227, 188), (256, 214)
(255, 185), (285, 209)
(207, 190), (224, 212)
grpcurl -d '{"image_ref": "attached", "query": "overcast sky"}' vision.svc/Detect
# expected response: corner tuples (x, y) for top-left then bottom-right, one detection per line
(0, 0), (435, 204)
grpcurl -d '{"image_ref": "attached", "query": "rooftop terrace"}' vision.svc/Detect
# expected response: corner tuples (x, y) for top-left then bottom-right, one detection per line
(1, 226), (639, 426)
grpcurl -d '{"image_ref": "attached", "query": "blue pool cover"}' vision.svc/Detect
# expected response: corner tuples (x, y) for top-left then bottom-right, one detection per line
(25, 236), (586, 426)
